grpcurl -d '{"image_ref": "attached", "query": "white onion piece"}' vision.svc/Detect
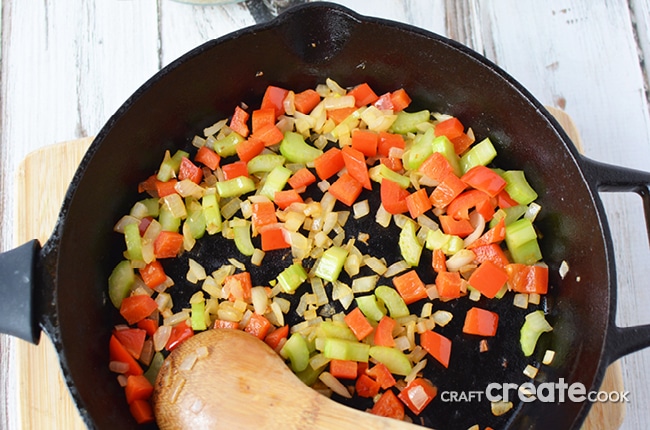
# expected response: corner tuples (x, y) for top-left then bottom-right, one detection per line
(445, 249), (476, 272)
(318, 372), (351, 399)
(463, 212), (485, 248)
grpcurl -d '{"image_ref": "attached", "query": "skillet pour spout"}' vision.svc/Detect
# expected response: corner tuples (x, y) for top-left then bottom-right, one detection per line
(1, 2), (650, 429)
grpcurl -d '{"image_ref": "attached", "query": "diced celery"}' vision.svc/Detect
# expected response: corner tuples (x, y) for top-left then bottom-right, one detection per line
(322, 338), (370, 362)
(231, 218), (255, 257)
(185, 205), (206, 239)
(399, 218), (423, 266)
(460, 137), (497, 173)
(490, 205), (527, 228)
(277, 263), (308, 293)
(505, 218), (537, 249)
(216, 176), (256, 198)
(520, 310), (553, 356)
(124, 222), (143, 261)
(281, 333), (310, 372)
(331, 108), (363, 139)
(280, 131), (323, 164)
(369, 164), (411, 189)
(390, 110), (430, 134)
(502, 170), (538, 205)
(108, 260), (134, 308)
(317, 321), (358, 342)
(259, 165), (292, 200)
(157, 150), (189, 182)
(144, 352), (165, 385)
(375, 286), (409, 319)
(158, 204), (181, 232)
(247, 154), (286, 175)
(135, 198), (159, 218)
(368, 346), (412, 376)
(191, 301), (207, 331)
(355, 295), (387, 322)
(315, 246), (349, 283)
(296, 362), (324, 386)
(431, 135), (462, 177)
(509, 238), (543, 265)
(213, 132), (244, 157)
(402, 128), (434, 170)
(445, 235), (465, 255)
(202, 193), (222, 235)
(425, 229), (464, 255)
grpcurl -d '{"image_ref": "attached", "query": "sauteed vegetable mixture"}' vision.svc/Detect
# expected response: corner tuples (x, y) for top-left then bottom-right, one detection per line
(107, 79), (553, 426)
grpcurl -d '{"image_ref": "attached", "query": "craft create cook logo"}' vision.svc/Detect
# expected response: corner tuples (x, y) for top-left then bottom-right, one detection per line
(440, 379), (630, 403)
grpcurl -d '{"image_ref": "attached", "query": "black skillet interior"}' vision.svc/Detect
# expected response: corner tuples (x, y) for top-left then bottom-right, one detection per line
(41, 3), (613, 429)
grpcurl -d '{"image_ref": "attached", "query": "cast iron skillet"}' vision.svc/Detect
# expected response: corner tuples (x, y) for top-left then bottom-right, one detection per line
(1, 3), (650, 429)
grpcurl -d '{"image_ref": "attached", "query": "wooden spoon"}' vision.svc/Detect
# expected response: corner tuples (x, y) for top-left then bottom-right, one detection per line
(153, 329), (422, 429)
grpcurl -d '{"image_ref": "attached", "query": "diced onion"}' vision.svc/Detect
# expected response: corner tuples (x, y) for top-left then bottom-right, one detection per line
(318, 372), (351, 399)
(491, 400), (514, 416)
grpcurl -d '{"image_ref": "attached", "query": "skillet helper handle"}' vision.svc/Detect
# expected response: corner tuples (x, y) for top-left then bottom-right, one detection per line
(0, 239), (41, 344)
(581, 157), (650, 363)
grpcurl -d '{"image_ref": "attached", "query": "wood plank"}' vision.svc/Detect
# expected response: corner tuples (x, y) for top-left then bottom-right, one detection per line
(14, 138), (93, 430)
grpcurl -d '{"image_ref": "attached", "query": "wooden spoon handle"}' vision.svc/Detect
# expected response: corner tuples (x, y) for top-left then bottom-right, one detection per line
(153, 329), (422, 429)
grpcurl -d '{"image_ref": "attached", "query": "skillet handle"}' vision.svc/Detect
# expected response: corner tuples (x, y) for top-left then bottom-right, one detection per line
(580, 157), (650, 363)
(0, 239), (42, 344)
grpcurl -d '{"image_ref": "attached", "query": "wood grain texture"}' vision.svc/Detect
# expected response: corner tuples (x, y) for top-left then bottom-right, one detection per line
(1, 1), (649, 429)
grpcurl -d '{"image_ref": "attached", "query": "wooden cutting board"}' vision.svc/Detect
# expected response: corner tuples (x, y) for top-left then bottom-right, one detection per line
(13, 111), (624, 429)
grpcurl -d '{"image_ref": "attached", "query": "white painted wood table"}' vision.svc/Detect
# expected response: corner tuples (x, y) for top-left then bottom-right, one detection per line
(1, 0), (649, 429)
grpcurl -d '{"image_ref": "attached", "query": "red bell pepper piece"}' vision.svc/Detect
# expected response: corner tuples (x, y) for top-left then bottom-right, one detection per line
(463, 307), (499, 337)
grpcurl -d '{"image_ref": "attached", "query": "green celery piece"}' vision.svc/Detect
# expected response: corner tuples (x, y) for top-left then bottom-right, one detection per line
(402, 127), (434, 170)
(375, 286), (409, 318)
(355, 295), (387, 322)
(185, 204), (206, 240)
(490, 205), (527, 228)
(390, 110), (430, 134)
(460, 137), (497, 173)
(216, 176), (256, 198)
(259, 165), (292, 200)
(502, 170), (539, 205)
(322, 338), (370, 362)
(317, 321), (358, 342)
(213, 132), (244, 157)
(369, 346), (412, 376)
(331, 108), (363, 139)
(431, 135), (462, 177)
(124, 222), (143, 261)
(520, 310), (553, 356)
(202, 193), (222, 235)
(108, 260), (134, 308)
(190, 301), (207, 331)
(232, 218), (255, 256)
(144, 352), (165, 385)
(158, 204), (181, 232)
(399, 218), (423, 266)
(281, 333), (310, 373)
(444, 235), (465, 255)
(315, 246), (349, 282)
(369, 164), (411, 189)
(277, 263), (308, 293)
(157, 150), (189, 182)
(247, 154), (286, 175)
(296, 362), (324, 386)
(132, 197), (159, 218)
(425, 229), (463, 255)
(280, 131), (323, 164)
(505, 218), (537, 249)
(510, 238), (543, 265)
(425, 228), (449, 251)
